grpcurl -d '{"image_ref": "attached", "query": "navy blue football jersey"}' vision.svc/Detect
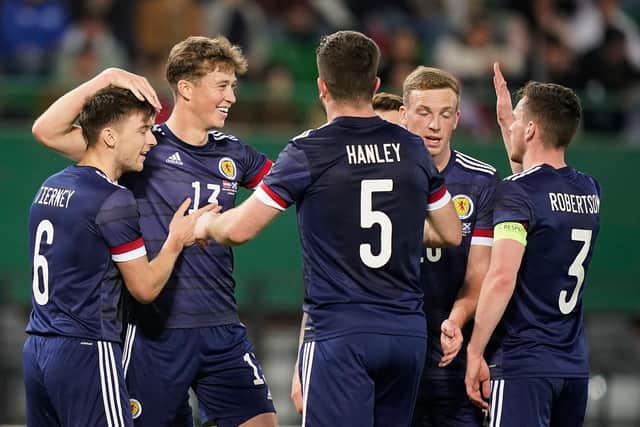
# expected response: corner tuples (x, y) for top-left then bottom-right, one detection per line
(26, 165), (145, 342)
(490, 164), (601, 378)
(121, 124), (271, 329)
(421, 150), (499, 379)
(257, 116), (450, 341)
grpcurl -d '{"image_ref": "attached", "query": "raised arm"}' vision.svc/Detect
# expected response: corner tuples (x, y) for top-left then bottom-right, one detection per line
(32, 68), (161, 161)
(118, 200), (217, 303)
(493, 62), (522, 174)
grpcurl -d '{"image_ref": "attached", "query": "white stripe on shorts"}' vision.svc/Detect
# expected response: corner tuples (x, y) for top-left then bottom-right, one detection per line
(301, 341), (316, 427)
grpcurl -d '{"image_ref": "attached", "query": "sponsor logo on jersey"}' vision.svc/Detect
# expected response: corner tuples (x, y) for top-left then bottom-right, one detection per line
(218, 157), (237, 180)
(130, 398), (142, 419)
(453, 194), (474, 220)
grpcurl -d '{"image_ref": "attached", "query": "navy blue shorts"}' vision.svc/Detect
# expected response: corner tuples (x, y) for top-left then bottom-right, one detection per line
(123, 323), (275, 427)
(23, 335), (132, 427)
(412, 377), (483, 427)
(299, 333), (426, 427)
(487, 377), (588, 427)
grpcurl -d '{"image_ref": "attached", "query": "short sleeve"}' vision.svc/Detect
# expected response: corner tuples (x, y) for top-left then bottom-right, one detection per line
(420, 146), (451, 211)
(493, 179), (534, 227)
(240, 143), (273, 189)
(256, 142), (312, 210)
(95, 188), (146, 262)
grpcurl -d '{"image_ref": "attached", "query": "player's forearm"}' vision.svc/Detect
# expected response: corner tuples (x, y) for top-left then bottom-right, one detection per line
(142, 235), (183, 302)
(32, 72), (111, 154)
(424, 202), (462, 247)
(448, 294), (476, 330)
(467, 273), (515, 356)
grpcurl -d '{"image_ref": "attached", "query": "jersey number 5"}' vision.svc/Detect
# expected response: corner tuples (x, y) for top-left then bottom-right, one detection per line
(360, 179), (393, 268)
(559, 228), (592, 314)
(32, 219), (54, 305)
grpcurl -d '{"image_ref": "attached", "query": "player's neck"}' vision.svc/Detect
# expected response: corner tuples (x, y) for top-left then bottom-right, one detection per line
(165, 110), (209, 147)
(434, 148), (452, 173)
(325, 99), (377, 122)
(522, 143), (567, 170)
(78, 150), (120, 182)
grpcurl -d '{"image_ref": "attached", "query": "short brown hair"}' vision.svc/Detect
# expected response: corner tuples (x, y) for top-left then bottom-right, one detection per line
(373, 92), (403, 112)
(403, 66), (461, 108)
(78, 86), (156, 146)
(516, 81), (582, 148)
(166, 36), (248, 92)
(316, 31), (380, 103)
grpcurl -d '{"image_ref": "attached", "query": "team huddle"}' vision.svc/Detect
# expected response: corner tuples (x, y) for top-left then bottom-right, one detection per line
(24, 30), (600, 427)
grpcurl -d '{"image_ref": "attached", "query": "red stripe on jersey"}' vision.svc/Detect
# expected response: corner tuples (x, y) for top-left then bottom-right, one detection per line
(428, 186), (448, 203)
(245, 159), (273, 189)
(473, 228), (493, 238)
(111, 237), (144, 255)
(259, 183), (289, 208)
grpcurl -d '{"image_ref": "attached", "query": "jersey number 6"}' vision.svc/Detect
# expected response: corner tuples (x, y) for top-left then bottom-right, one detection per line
(32, 219), (54, 306)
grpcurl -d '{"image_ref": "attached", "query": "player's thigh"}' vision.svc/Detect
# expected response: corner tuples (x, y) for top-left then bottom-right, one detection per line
(23, 336), (59, 427)
(550, 378), (588, 427)
(488, 378), (555, 427)
(299, 336), (375, 427)
(412, 377), (484, 427)
(35, 336), (132, 427)
(123, 324), (197, 427)
(194, 324), (275, 427)
(373, 335), (426, 427)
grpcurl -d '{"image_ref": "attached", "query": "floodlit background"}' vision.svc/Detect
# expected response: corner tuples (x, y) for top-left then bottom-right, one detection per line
(1, 0), (639, 425)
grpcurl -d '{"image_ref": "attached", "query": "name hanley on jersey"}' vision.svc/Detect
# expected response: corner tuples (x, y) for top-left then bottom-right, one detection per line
(549, 192), (600, 214)
(34, 186), (75, 208)
(346, 143), (401, 165)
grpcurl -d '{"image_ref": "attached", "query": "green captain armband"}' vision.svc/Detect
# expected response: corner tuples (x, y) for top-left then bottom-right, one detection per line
(494, 222), (527, 246)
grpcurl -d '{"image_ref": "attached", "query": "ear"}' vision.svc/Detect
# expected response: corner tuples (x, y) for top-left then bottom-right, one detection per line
(453, 110), (461, 130)
(525, 120), (535, 141)
(317, 77), (328, 100)
(372, 77), (381, 96)
(399, 105), (408, 127)
(176, 79), (193, 101)
(100, 127), (117, 148)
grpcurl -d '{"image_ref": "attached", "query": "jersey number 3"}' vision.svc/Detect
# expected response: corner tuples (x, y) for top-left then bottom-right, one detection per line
(559, 228), (592, 314)
(32, 219), (54, 305)
(360, 179), (393, 268)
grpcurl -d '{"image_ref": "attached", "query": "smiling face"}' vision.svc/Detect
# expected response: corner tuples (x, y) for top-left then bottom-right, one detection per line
(401, 87), (460, 162)
(188, 69), (238, 129)
(113, 112), (157, 174)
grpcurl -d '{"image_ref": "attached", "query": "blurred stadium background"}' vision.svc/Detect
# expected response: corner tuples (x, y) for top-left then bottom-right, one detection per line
(1, 0), (640, 425)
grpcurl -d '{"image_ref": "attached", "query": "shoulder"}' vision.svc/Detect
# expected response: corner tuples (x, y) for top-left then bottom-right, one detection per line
(503, 164), (544, 183)
(208, 129), (242, 143)
(452, 150), (497, 179)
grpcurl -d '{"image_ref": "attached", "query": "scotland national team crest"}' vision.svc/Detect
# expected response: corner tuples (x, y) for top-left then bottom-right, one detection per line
(130, 398), (142, 419)
(452, 194), (474, 220)
(218, 157), (237, 180)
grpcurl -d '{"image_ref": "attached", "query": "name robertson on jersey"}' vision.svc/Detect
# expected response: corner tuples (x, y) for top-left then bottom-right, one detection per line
(346, 143), (400, 165)
(34, 186), (76, 208)
(549, 192), (600, 214)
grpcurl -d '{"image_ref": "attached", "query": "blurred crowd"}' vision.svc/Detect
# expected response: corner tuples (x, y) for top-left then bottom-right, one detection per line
(2, 0), (640, 141)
